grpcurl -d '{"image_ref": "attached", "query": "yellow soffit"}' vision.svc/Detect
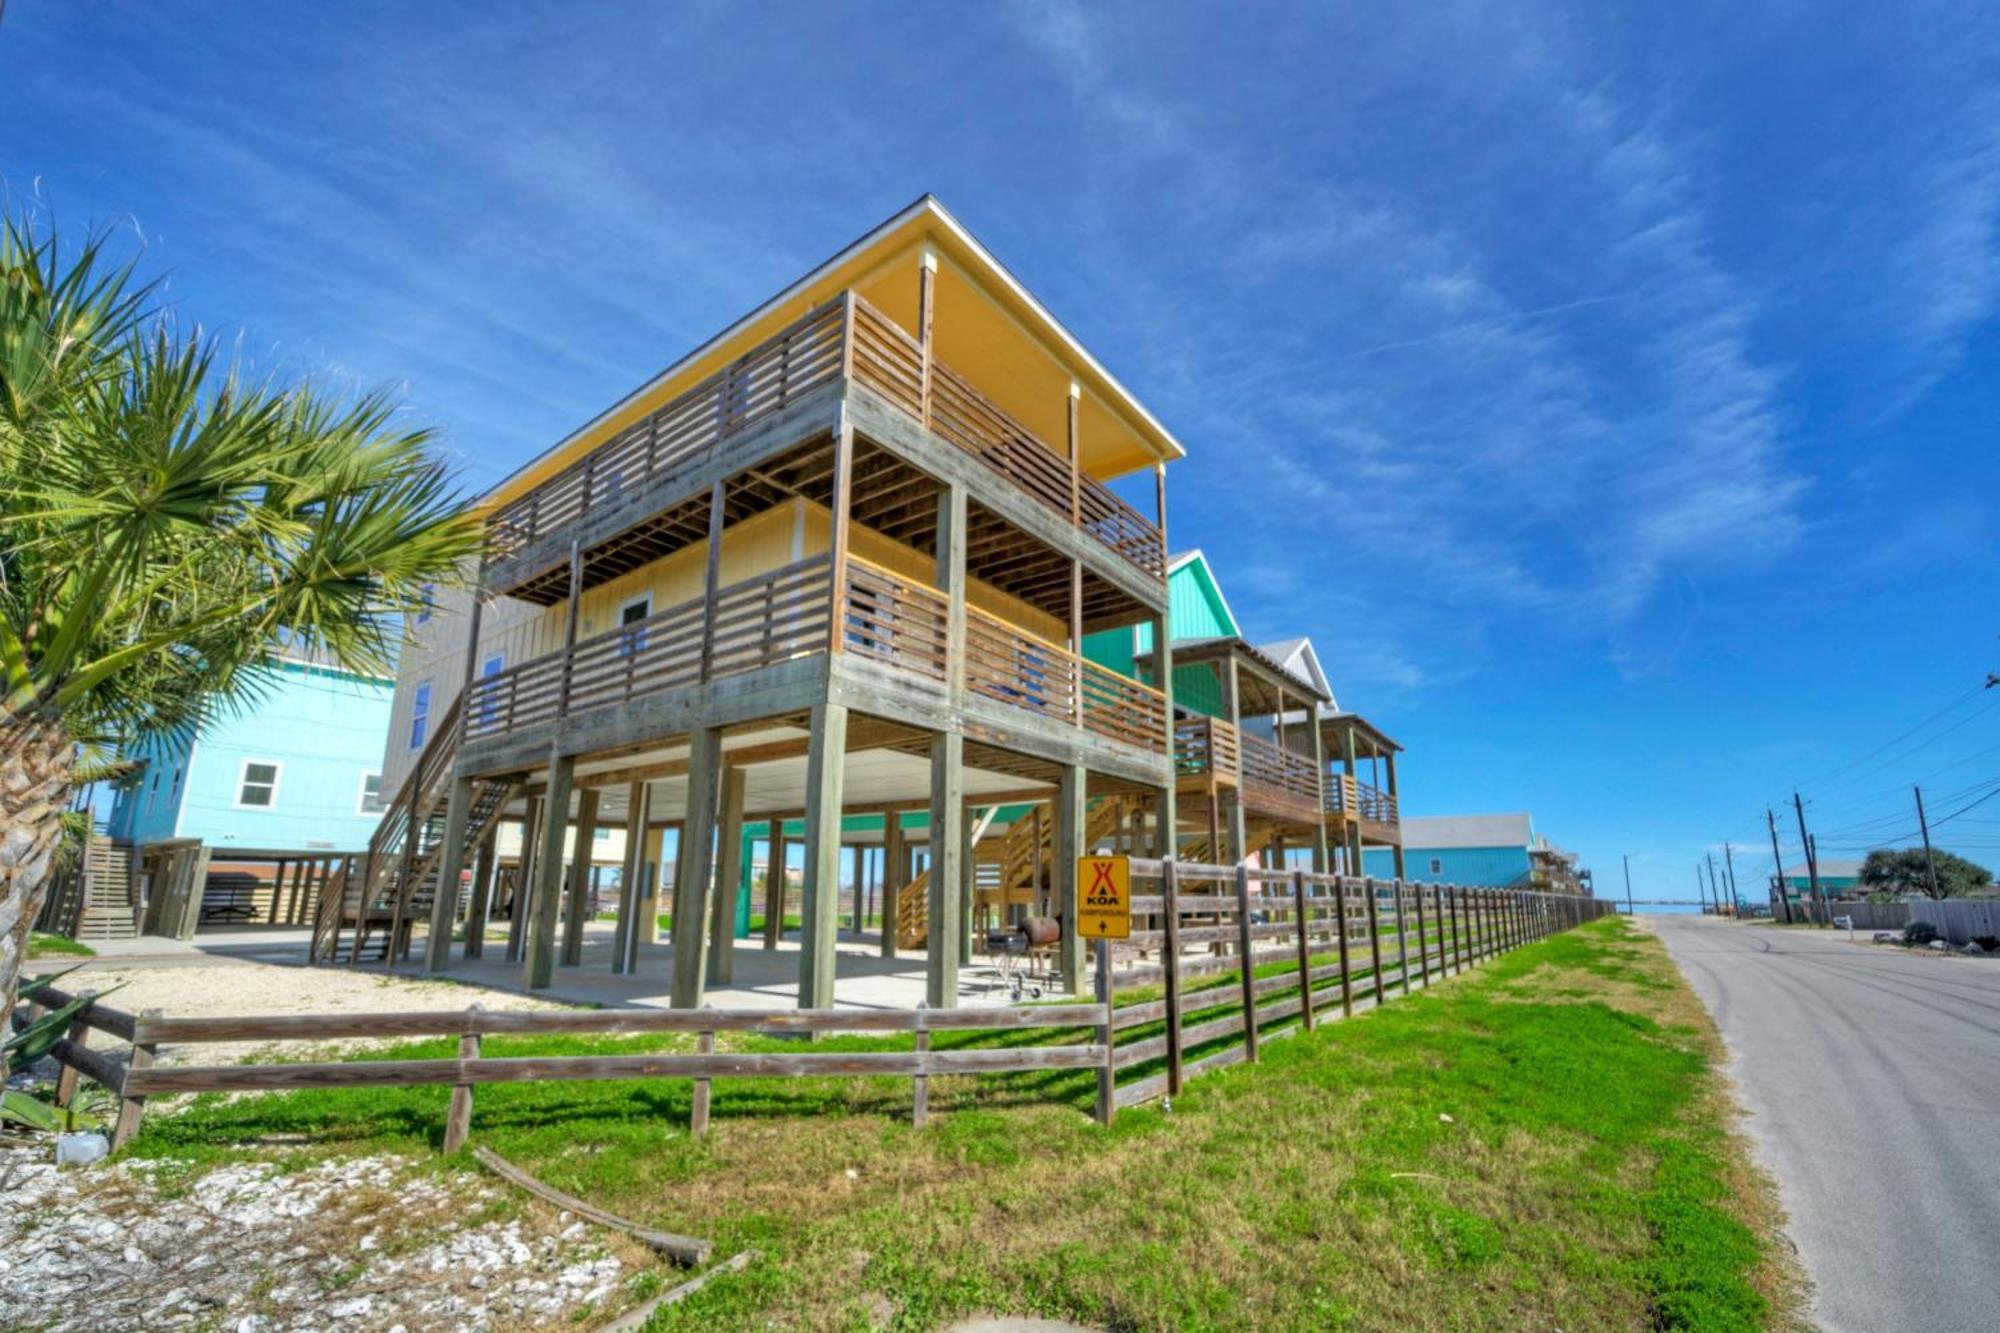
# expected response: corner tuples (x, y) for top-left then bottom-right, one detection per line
(478, 194), (1188, 514)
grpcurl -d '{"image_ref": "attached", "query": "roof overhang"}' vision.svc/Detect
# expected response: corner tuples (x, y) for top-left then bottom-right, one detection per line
(482, 194), (1187, 515)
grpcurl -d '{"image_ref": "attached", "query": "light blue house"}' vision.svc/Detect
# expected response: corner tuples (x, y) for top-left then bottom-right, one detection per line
(1364, 813), (1541, 886)
(106, 655), (395, 855)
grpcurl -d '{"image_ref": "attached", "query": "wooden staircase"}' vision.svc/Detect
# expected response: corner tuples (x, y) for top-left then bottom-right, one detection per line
(1171, 817), (1284, 868)
(310, 697), (517, 965)
(46, 836), (140, 943)
(894, 796), (1134, 950)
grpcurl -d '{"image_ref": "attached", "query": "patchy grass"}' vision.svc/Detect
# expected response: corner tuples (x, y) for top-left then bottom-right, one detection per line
(26, 931), (95, 958)
(127, 918), (1791, 1330)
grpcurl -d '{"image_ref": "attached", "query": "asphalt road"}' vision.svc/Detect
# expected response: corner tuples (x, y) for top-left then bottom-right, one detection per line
(1654, 916), (2000, 1333)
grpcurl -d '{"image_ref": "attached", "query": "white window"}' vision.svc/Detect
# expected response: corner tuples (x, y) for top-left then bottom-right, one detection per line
(619, 596), (651, 656)
(358, 772), (385, 815)
(415, 584), (436, 625)
(1429, 857), (1443, 877)
(410, 680), (433, 750)
(237, 760), (282, 808)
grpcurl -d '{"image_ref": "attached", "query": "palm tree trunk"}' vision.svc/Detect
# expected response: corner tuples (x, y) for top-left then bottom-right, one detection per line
(0, 714), (74, 1069)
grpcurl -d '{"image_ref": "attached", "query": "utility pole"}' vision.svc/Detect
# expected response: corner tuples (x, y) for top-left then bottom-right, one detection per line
(1722, 842), (1740, 918)
(1793, 791), (1825, 925)
(1914, 785), (1942, 900)
(1696, 865), (1711, 916)
(1705, 851), (1723, 917)
(1766, 807), (1792, 924)
(1621, 853), (1635, 916)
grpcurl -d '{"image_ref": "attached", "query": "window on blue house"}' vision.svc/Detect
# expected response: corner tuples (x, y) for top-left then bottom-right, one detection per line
(1429, 857), (1443, 877)
(237, 761), (281, 808)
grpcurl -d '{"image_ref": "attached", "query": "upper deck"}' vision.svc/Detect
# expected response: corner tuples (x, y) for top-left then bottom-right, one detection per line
(483, 294), (1165, 602)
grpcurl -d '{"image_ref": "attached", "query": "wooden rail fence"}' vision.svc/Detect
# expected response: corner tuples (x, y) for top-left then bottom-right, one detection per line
(19, 866), (1608, 1152)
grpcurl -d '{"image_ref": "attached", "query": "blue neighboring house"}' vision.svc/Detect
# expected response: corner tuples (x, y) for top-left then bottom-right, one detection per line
(108, 656), (394, 853)
(1363, 813), (1557, 887)
(93, 655), (396, 937)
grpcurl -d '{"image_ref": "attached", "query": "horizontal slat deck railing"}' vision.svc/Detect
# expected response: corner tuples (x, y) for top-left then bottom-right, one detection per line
(38, 872), (1605, 1149)
(464, 552), (1166, 758)
(1175, 717), (1318, 819)
(487, 293), (1165, 586)
(486, 299), (848, 560)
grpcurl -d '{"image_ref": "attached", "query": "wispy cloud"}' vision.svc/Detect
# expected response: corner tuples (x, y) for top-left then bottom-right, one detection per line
(1005, 1), (1817, 693)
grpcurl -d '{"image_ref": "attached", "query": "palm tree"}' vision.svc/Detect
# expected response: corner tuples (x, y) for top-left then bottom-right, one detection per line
(0, 214), (483, 1049)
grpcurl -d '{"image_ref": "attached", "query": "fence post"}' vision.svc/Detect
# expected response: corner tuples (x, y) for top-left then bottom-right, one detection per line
(54, 1002), (91, 1110)
(113, 1008), (161, 1150)
(912, 1003), (930, 1127)
(691, 1006), (715, 1137)
(1235, 863), (1258, 1063)
(1095, 936), (1115, 1126)
(1162, 859), (1185, 1095)
(444, 1003), (482, 1154)
(1445, 885), (1462, 975)
(1334, 875), (1355, 1018)
(1414, 881), (1431, 989)
(1363, 877), (1386, 1003)
(1392, 879), (1412, 995)
(1293, 869), (1314, 1031)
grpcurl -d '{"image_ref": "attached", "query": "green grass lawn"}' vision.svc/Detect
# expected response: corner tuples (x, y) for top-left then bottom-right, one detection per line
(126, 917), (1792, 1331)
(25, 931), (95, 958)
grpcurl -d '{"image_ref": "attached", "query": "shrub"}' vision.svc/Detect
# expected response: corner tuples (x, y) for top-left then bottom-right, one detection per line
(1902, 921), (1939, 945)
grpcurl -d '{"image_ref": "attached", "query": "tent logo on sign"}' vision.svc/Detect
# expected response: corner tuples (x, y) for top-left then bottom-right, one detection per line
(1076, 855), (1131, 939)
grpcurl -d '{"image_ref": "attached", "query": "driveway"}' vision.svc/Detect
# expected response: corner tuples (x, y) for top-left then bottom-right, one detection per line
(1654, 916), (2000, 1333)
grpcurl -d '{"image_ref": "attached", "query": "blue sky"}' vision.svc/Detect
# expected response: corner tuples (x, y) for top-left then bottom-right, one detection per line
(7, 1), (1999, 903)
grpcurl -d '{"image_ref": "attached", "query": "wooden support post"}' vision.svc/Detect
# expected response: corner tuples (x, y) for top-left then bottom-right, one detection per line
(1094, 937), (1115, 1126)
(524, 766), (573, 990)
(506, 800), (540, 964)
(423, 777), (478, 973)
(673, 729), (722, 1008)
(614, 780), (652, 974)
(926, 732), (963, 1009)
(1056, 764), (1087, 995)
(708, 767), (745, 986)
(798, 703), (849, 1010)
(880, 811), (903, 960)
(1364, 877), (1386, 1003)
(463, 828), (498, 960)
(1235, 863), (1258, 1062)
(690, 1019), (714, 1137)
(444, 1005), (482, 1154)
(112, 1009), (160, 1150)
(560, 786), (601, 968)
(917, 250), (936, 428)
(827, 411), (854, 653)
(1293, 868), (1314, 1031)
(763, 824), (786, 950)
(1161, 857), (1185, 1094)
